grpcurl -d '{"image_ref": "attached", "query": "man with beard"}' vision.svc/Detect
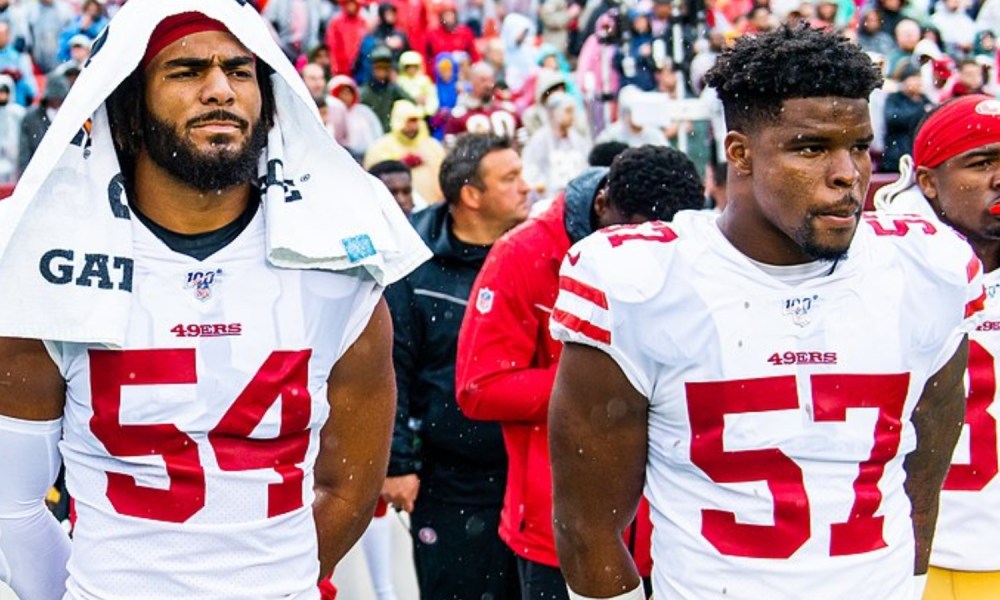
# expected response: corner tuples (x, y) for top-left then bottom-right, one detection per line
(444, 61), (520, 143)
(0, 3), (425, 599)
(548, 26), (982, 600)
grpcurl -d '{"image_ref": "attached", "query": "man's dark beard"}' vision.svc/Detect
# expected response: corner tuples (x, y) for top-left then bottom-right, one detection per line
(142, 107), (268, 192)
(795, 216), (855, 262)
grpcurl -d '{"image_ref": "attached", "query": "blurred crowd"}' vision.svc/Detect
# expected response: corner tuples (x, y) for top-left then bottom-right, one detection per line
(0, 0), (989, 205)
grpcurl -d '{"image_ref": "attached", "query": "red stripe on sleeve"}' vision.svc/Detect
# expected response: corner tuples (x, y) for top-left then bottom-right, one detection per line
(967, 255), (983, 283)
(966, 289), (987, 319)
(552, 308), (612, 345)
(559, 276), (609, 310)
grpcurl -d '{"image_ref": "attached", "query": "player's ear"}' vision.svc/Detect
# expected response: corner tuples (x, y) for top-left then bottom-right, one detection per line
(915, 166), (942, 214)
(726, 131), (751, 176)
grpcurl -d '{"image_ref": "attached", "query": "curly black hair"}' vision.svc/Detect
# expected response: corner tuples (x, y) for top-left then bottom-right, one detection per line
(607, 145), (705, 219)
(439, 133), (512, 205)
(704, 25), (882, 133)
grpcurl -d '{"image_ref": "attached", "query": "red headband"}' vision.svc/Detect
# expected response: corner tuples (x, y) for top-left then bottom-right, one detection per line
(913, 94), (1000, 169)
(142, 12), (231, 68)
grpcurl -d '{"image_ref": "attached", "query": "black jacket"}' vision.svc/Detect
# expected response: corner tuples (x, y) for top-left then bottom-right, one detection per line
(385, 202), (507, 506)
(882, 91), (931, 173)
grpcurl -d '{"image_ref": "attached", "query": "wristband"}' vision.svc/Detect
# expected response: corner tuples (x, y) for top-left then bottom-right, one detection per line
(912, 574), (928, 600)
(567, 582), (645, 600)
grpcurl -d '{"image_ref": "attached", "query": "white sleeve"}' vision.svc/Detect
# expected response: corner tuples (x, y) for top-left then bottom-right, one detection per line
(0, 415), (70, 600)
(549, 234), (659, 398)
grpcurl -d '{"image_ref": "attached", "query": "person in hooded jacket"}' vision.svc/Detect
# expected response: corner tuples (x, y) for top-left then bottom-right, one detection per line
(326, 74), (384, 159)
(364, 99), (446, 202)
(382, 133), (530, 600)
(354, 3), (410, 85)
(396, 50), (439, 118)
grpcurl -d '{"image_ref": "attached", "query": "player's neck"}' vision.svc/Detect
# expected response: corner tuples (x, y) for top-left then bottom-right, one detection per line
(449, 204), (507, 246)
(718, 199), (815, 266)
(132, 152), (254, 235)
(971, 239), (1000, 274)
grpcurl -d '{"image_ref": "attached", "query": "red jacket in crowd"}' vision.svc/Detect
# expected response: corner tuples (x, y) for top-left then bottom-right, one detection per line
(388, 0), (429, 65)
(425, 23), (479, 67)
(456, 196), (652, 574)
(326, 10), (369, 75)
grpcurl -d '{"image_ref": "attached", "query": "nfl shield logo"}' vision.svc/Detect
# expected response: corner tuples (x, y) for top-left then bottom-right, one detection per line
(185, 269), (223, 302)
(476, 288), (495, 314)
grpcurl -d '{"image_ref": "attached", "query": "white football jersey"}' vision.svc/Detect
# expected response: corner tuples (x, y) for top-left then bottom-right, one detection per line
(933, 267), (1000, 571)
(46, 210), (382, 599)
(550, 210), (983, 599)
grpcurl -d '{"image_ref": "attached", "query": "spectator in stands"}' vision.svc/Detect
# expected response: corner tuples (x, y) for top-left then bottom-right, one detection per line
(388, 0), (430, 67)
(365, 99), (446, 202)
(520, 68), (572, 135)
(0, 73), (23, 183)
(595, 87), (669, 147)
(308, 44), (333, 78)
(540, 0), (575, 56)
(262, 0), (325, 61)
(23, 0), (74, 74)
(370, 159), (416, 215)
(301, 62), (328, 103)
(0, 21), (35, 107)
(425, 0), (479, 71)
(361, 46), (413, 131)
(574, 12), (620, 132)
(881, 63), (932, 173)
(326, 74), (384, 159)
(355, 3), (409, 85)
(483, 38), (506, 88)
(944, 58), (987, 98)
(522, 92), (591, 199)
(18, 72), (69, 174)
(433, 51), (461, 113)
(51, 33), (90, 80)
(444, 61), (520, 141)
(516, 44), (582, 119)
(396, 51), (439, 118)
(383, 133), (528, 600)
(0, 0), (29, 53)
(889, 18), (921, 75)
(930, 0), (975, 55)
(499, 13), (536, 93)
(978, 0), (1000, 36)
(858, 7), (896, 56)
(326, 0), (370, 76)
(55, 0), (105, 64)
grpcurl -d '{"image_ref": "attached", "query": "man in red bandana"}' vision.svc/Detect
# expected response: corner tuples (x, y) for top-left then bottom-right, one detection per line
(910, 94), (1000, 600)
(0, 3), (403, 599)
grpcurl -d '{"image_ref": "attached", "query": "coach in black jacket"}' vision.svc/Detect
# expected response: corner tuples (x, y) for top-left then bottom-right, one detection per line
(382, 133), (529, 600)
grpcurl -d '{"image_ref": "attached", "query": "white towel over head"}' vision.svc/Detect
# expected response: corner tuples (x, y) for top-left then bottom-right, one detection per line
(0, 0), (430, 346)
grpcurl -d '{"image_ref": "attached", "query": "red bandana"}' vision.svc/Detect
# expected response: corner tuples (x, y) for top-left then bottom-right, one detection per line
(913, 94), (1000, 169)
(142, 12), (232, 68)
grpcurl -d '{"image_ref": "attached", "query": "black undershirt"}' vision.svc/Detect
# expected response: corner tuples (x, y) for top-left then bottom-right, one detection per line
(133, 200), (260, 261)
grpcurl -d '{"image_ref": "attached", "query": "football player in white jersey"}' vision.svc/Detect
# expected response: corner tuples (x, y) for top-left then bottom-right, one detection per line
(898, 94), (1000, 599)
(547, 26), (984, 600)
(0, 4), (420, 600)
